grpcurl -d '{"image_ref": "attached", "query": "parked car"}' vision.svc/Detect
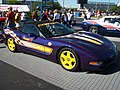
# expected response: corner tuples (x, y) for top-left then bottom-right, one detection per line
(82, 16), (120, 37)
(2, 21), (117, 71)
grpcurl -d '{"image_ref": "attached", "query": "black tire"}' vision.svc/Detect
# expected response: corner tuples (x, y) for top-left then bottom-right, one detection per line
(89, 26), (99, 34)
(58, 48), (80, 71)
(7, 37), (17, 52)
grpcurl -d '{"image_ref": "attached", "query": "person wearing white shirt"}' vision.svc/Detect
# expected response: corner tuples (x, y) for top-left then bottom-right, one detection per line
(67, 10), (73, 27)
(21, 11), (27, 21)
(53, 9), (60, 22)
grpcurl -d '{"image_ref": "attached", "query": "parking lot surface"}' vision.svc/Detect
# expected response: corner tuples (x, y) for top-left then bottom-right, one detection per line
(0, 41), (120, 90)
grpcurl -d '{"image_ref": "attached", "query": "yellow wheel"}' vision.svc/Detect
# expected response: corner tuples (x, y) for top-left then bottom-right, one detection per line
(7, 37), (16, 52)
(58, 48), (80, 71)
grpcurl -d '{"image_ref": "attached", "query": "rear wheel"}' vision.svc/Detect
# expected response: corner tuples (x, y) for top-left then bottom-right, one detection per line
(7, 37), (17, 52)
(89, 26), (99, 34)
(58, 48), (80, 71)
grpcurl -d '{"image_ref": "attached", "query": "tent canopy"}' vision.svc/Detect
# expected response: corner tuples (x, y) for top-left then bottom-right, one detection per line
(0, 5), (30, 12)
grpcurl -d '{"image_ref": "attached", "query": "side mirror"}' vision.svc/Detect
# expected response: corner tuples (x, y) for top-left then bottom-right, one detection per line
(28, 33), (39, 39)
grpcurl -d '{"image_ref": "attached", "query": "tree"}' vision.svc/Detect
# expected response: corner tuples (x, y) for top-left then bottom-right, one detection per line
(6, 0), (20, 4)
(110, 5), (120, 15)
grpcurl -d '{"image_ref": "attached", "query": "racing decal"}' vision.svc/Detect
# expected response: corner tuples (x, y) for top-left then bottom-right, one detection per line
(21, 40), (53, 54)
(102, 25), (120, 31)
(102, 25), (117, 29)
(38, 22), (57, 27)
(73, 35), (102, 45)
(84, 21), (97, 24)
(4, 29), (23, 45)
(76, 33), (103, 44)
(48, 42), (52, 46)
(4, 28), (53, 54)
(60, 34), (102, 45)
(22, 35), (33, 41)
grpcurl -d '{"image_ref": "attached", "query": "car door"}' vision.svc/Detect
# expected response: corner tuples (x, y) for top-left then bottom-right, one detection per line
(17, 23), (49, 56)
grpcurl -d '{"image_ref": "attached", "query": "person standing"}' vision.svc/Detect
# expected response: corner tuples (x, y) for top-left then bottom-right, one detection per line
(32, 10), (39, 21)
(21, 11), (27, 21)
(41, 9), (51, 21)
(61, 12), (68, 26)
(67, 9), (73, 28)
(6, 6), (15, 28)
(53, 9), (60, 22)
(96, 9), (101, 18)
(14, 9), (21, 29)
(86, 9), (92, 20)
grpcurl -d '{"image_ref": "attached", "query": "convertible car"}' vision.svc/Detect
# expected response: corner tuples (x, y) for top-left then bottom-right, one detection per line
(2, 21), (117, 71)
(82, 16), (120, 37)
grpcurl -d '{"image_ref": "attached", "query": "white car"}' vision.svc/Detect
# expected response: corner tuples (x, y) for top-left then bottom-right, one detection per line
(82, 16), (120, 37)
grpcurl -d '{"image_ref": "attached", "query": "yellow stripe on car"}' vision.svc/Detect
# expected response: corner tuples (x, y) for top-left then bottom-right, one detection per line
(73, 36), (102, 45)
(38, 22), (57, 27)
(21, 40), (53, 54)
(82, 34), (103, 43)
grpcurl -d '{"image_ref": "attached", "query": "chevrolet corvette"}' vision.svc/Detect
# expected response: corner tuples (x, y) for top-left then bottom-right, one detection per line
(82, 16), (120, 37)
(2, 21), (117, 71)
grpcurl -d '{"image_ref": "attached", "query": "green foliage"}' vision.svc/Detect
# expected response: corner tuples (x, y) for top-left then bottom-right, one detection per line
(110, 5), (120, 14)
(31, 1), (42, 11)
(6, 0), (20, 4)
(26, 12), (32, 20)
(31, 1), (61, 11)
(54, 2), (62, 10)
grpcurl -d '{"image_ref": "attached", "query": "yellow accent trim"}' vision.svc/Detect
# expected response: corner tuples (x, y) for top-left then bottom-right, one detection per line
(82, 34), (103, 43)
(38, 22), (57, 27)
(21, 40), (53, 54)
(74, 35), (102, 45)
(23, 38), (30, 41)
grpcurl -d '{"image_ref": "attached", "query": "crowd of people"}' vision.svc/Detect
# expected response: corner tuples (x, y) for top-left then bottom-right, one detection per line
(31, 8), (75, 28)
(0, 6), (119, 29)
(0, 7), (75, 29)
(0, 6), (27, 29)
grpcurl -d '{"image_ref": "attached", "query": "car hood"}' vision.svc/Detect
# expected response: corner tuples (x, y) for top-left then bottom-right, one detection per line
(54, 31), (116, 58)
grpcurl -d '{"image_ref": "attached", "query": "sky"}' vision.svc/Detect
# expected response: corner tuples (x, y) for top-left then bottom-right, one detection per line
(57, 0), (119, 8)
(0, 0), (119, 8)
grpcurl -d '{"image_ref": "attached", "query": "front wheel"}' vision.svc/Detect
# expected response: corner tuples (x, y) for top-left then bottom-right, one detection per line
(89, 26), (99, 34)
(58, 48), (80, 71)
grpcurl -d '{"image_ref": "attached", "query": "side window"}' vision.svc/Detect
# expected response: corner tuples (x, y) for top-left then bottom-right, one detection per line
(104, 18), (114, 23)
(40, 26), (53, 37)
(22, 24), (39, 36)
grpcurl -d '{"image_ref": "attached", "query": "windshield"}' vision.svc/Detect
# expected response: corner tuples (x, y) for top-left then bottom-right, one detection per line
(38, 22), (74, 38)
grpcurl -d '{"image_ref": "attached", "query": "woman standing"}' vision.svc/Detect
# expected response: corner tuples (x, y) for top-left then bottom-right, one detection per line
(61, 12), (68, 26)
(53, 9), (60, 22)
(14, 9), (21, 29)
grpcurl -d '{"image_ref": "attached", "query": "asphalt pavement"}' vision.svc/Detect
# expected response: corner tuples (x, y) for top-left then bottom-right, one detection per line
(0, 51), (63, 90)
(1, 40), (120, 90)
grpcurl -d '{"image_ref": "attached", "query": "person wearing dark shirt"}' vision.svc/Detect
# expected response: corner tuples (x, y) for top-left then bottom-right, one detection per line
(6, 6), (15, 28)
(41, 9), (51, 21)
(32, 10), (39, 21)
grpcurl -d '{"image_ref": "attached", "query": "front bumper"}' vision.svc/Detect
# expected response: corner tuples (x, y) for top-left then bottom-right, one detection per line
(81, 54), (117, 71)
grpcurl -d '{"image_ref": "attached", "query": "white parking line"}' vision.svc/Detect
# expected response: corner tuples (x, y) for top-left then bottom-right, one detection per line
(105, 36), (120, 42)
